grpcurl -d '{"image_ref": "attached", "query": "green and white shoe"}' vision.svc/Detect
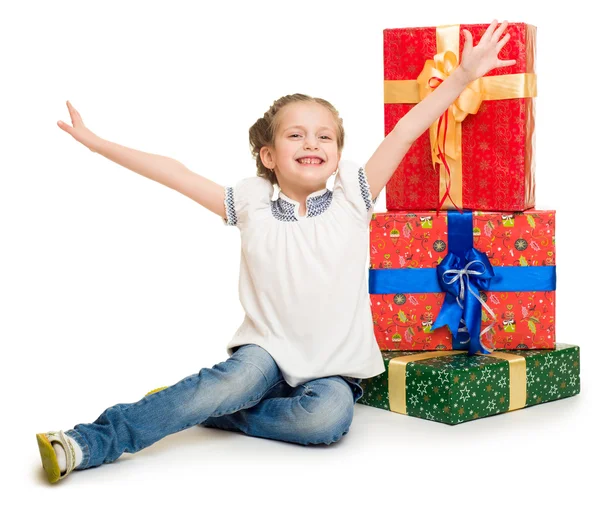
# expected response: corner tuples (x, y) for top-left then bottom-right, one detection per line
(36, 430), (76, 484)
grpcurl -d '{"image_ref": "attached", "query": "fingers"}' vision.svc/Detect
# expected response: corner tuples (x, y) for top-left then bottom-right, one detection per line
(57, 120), (72, 134)
(66, 100), (76, 125)
(497, 59), (517, 68)
(463, 29), (473, 52)
(491, 20), (509, 44)
(59, 100), (82, 135)
(67, 100), (78, 119)
(66, 100), (84, 127)
(496, 33), (510, 53)
(481, 19), (498, 42)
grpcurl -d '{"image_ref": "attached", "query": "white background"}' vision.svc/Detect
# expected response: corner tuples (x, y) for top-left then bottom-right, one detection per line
(2, 0), (598, 510)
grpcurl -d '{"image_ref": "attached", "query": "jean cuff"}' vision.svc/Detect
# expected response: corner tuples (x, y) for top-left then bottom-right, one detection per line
(65, 429), (91, 470)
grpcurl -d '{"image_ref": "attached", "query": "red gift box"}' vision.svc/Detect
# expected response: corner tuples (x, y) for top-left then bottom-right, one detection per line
(383, 23), (537, 211)
(369, 210), (555, 351)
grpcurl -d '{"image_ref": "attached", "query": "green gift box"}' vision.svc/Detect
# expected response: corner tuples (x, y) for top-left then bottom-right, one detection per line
(358, 344), (580, 425)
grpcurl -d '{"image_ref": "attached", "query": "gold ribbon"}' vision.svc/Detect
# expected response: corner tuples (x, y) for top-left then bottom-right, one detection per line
(485, 352), (527, 411)
(388, 350), (526, 415)
(384, 24), (537, 209)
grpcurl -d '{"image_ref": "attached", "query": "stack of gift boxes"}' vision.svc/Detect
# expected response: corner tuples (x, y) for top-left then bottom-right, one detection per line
(358, 22), (580, 424)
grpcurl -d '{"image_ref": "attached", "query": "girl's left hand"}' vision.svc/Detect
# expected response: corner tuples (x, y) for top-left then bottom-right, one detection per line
(458, 20), (517, 83)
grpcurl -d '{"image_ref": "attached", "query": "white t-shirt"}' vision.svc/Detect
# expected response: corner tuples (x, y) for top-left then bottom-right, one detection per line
(222, 159), (385, 387)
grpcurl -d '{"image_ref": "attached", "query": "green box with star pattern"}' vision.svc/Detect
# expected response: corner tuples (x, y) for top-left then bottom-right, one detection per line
(357, 344), (580, 424)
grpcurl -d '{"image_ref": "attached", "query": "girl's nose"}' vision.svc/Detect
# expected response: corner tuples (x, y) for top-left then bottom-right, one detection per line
(304, 137), (319, 150)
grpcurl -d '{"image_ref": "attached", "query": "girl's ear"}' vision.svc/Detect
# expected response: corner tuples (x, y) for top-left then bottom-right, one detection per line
(259, 146), (274, 169)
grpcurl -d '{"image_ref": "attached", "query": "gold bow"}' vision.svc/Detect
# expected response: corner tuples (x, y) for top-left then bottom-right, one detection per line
(417, 50), (483, 164)
(384, 24), (537, 209)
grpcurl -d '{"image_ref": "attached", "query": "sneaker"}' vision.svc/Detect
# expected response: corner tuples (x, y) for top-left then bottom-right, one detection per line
(36, 430), (77, 484)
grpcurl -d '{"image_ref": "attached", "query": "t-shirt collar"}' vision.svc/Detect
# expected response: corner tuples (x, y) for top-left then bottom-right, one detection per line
(278, 187), (329, 206)
(277, 187), (330, 219)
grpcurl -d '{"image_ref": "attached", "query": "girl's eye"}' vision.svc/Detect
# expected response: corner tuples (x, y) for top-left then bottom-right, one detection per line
(289, 134), (331, 139)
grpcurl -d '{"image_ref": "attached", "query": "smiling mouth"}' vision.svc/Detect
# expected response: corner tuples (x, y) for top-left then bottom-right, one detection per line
(296, 158), (324, 166)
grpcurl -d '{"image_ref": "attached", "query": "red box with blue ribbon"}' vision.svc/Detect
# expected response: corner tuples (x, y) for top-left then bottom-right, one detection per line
(369, 210), (556, 353)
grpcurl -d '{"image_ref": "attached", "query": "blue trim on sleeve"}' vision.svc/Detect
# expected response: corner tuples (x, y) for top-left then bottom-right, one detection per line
(223, 186), (237, 226)
(358, 166), (375, 211)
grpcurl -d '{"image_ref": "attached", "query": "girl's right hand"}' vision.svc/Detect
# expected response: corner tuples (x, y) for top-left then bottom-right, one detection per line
(57, 101), (99, 151)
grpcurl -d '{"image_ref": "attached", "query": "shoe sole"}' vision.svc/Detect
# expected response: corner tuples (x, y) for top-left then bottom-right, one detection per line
(145, 386), (168, 396)
(36, 433), (61, 484)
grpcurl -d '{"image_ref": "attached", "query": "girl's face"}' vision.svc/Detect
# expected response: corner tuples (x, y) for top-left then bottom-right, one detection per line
(261, 102), (341, 191)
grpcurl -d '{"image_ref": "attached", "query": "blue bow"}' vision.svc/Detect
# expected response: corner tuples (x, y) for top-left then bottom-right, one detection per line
(431, 246), (497, 354)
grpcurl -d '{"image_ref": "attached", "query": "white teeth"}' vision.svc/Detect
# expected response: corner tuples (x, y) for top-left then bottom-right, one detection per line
(298, 158), (323, 164)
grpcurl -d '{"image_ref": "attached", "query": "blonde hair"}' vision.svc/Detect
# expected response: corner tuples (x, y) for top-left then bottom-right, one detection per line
(249, 94), (345, 186)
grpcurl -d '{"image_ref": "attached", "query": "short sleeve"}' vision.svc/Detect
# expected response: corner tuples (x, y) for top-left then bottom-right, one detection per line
(334, 160), (379, 223)
(222, 176), (274, 229)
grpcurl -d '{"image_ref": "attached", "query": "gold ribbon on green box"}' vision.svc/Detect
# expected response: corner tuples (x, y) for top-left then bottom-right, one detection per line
(384, 24), (537, 210)
(388, 351), (526, 414)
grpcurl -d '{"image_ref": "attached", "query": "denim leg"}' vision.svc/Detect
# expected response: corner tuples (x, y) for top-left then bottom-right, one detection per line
(200, 375), (360, 446)
(66, 344), (284, 469)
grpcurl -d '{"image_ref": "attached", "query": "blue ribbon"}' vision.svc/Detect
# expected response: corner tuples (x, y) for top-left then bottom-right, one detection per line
(430, 246), (496, 354)
(369, 210), (556, 354)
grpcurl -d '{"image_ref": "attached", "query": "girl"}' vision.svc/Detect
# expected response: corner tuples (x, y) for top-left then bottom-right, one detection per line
(37, 20), (515, 483)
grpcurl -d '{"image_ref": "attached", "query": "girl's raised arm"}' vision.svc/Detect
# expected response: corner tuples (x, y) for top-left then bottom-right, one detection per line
(57, 101), (227, 220)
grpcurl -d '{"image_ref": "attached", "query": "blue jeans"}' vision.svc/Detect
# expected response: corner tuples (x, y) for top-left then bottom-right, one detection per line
(66, 344), (364, 470)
